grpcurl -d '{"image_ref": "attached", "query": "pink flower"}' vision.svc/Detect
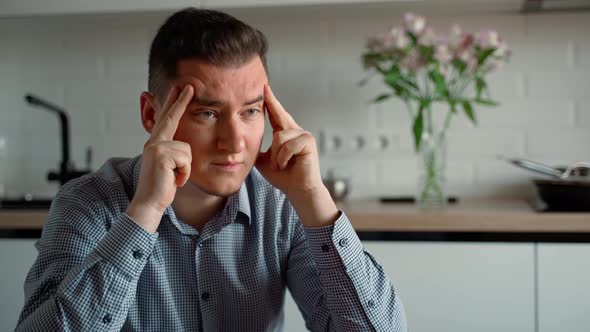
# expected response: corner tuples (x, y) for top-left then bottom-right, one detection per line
(448, 24), (464, 47)
(404, 12), (427, 36)
(454, 34), (474, 61)
(390, 27), (410, 49)
(494, 39), (510, 58)
(418, 27), (437, 46)
(366, 33), (383, 51)
(367, 32), (391, 51)
(400, 48), (425, 70)
(434, 43), (453, 63)
(477, 29), (501, 49)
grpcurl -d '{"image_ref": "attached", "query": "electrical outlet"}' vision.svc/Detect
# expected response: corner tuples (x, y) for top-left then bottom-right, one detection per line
(321, 129), (404, 155)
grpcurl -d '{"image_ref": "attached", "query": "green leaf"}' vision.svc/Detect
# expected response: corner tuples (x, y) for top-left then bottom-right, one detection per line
(429, 70), (449, 99)
(362, 52), (388, 70)
(401, 77), (419, 91)
(408, 32), (418, 45)
(475, 77), (486, 99)
(412, 99), (430, 151)
(372, 94), (391, 103)
(412, 107), (424, 152)
(474, 99), (498, 106)
(477, 48), (495, 66)
(452, 59), (467, 75)
(385, 71), (402, 87)
(462, 101), (476, 125)
(450, 101), (458, 113)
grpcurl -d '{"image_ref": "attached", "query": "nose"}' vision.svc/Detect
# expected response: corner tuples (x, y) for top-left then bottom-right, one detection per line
(216, 115), (245, 153)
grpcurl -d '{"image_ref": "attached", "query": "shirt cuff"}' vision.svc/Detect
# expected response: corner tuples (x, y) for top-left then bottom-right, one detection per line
(303, 211), (363, 271)
(95, 212), (159, 279)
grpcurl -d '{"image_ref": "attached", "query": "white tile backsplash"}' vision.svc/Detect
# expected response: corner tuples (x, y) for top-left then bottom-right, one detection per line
(0, 6), (588, 199)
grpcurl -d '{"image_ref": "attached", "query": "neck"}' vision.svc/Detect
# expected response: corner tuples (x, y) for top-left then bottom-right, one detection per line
(172, 182), (227, 232)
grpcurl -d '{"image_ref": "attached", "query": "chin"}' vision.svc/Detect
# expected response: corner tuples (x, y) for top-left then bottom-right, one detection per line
(188, 176), (245, 197)
(201, 185), (241, 198)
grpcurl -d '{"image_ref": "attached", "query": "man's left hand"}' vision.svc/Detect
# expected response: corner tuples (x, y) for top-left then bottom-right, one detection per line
(256, 85), (339, 227)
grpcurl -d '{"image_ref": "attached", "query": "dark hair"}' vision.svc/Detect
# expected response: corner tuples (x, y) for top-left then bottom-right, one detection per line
(148, 8), (268, 100)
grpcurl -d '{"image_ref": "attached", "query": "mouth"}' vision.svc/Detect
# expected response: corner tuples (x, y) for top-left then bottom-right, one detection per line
(211, 162), (244, 172)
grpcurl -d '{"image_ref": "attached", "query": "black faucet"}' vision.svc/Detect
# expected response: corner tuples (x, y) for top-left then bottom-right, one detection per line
(24, 94), (92, 187)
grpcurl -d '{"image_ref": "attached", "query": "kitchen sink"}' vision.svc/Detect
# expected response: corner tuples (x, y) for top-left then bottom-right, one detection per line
(0, 198), (53, 209)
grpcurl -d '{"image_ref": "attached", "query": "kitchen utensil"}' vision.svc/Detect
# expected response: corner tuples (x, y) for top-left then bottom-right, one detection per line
(379, 196), (458, 204)
(506, 158), (590, 181)
(504, 157), (590, 212)
(323, 170), (349, 202)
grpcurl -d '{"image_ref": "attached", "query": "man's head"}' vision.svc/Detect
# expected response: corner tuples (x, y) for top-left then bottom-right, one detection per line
(147, 8), (268, 102)
(140, 8), (270, 197)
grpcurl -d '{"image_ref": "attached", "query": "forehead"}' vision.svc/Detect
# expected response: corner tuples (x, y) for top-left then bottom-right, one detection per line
(174, 57), (268, 100)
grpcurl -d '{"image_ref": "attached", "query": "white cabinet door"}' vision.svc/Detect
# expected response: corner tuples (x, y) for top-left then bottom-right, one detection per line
(284, 241), (535, 332)
(364, 242), (535, 332)
(538, 244), (590, 332)
(0, 239), (38, 332)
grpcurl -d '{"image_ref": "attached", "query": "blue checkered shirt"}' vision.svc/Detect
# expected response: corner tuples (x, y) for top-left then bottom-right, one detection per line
(16, 155), (407, 331)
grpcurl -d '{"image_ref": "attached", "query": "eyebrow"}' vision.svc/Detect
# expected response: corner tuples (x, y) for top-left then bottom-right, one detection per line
(192, 95), (264, 107)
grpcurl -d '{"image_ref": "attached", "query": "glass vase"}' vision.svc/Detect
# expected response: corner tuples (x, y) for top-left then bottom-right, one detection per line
(416, 130), (447, 210)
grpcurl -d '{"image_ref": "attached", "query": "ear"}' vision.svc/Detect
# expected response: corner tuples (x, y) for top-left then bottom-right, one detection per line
(140, 91), (158, 134)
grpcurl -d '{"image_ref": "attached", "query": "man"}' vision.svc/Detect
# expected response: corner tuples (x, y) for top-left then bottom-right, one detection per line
(17, 8), (407, 332)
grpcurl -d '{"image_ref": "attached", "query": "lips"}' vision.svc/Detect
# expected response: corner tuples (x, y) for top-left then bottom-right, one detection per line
(211, 161), (244, 172)
(212, 162), (243, 166)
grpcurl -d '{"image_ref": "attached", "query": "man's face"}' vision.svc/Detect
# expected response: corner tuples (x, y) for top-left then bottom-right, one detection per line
(156, 57), (268, 197)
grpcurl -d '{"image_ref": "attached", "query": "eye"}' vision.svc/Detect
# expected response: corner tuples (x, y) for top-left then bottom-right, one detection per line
(195, 110), (216, 120)
(244, 109), (261, 118)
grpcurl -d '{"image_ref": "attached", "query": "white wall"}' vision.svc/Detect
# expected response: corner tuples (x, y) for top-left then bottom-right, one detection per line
(0, 4), (589, 200)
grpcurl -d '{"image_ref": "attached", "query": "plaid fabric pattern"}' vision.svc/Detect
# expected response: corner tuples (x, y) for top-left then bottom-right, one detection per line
(16, 155), (407, 331)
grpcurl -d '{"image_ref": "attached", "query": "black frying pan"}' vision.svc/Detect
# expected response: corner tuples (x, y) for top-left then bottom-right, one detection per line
(507, 158), (590, 212)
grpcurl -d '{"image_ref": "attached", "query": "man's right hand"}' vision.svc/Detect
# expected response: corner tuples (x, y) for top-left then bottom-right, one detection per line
(126, 84), (194, 233)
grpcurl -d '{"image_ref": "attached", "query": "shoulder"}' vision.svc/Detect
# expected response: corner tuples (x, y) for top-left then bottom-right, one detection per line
(56, 155), (138, 206)
(46, 156), (139, 235)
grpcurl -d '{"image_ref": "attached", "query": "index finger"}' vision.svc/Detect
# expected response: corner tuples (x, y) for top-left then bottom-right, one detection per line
(152, 84), (194, 141)
(264, 84), (300, 131)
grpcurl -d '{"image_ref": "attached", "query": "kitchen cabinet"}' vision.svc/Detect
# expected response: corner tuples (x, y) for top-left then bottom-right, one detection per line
(538, 244), (590, 332)
(0, 239), (37, 332)
(0, 0), (521, 17)
(5, 237), (589, 332)
(284, 241), (536, 332)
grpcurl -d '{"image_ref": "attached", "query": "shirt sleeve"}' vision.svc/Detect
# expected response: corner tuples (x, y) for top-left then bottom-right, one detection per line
(286, 210), (408, 332)
(16, 194), (159, 332)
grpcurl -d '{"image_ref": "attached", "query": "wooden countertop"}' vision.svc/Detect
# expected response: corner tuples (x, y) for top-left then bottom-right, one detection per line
(1, 199), (589, 233)
(338, 199), (590, 233)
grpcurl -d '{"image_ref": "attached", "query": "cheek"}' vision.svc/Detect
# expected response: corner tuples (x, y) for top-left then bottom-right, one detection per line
(174, 121), (214, 149)
(246, 121), (265, 147)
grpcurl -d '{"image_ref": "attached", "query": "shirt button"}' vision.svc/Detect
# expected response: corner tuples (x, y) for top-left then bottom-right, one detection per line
(198, 243), (204, 248)
(132, 250), (143, 259)
(321, 244), (330, 252)
(338, 238), (349, 247)
(201, 292), (210, 301)
(102, 313), (112, 324)
(367, 299), (376, 308)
